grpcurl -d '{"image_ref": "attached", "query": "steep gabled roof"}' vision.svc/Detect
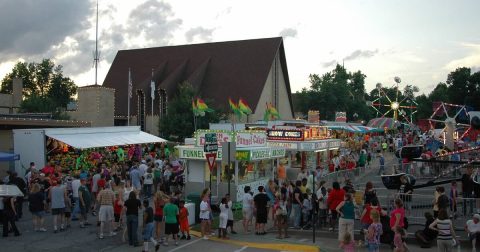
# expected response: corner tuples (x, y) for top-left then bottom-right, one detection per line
(103, 37), (293, 116)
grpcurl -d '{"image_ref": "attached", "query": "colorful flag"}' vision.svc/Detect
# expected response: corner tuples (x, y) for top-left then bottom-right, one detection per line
(192, 99), (200, 116)
(196, 98), (214, 113)
(229, 98), (243, 117)
(238, 98), (252, 115)
(264, 102), (280, 121)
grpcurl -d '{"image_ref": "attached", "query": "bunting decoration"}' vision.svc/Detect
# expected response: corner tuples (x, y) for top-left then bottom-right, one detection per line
(238, 98), (252, 115)
(264, 102), (280, 121)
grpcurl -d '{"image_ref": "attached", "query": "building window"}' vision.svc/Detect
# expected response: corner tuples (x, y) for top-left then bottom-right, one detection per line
(137, 90), (146, 131)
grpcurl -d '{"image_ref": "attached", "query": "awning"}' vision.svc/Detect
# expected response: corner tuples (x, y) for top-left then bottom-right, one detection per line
(328, 125), (380, 133)
(0, 152), (20, 162)
(45, 126), (166, 149)
(367, 117), (396, 129)
(0, 185), (24, 197)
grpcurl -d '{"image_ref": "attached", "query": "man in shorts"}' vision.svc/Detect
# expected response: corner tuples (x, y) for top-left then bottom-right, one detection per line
(78, 178), (91, 228)
(49, 179), (67, 233)
(96, 181), (115, 239)
(163, 197), (179, 246)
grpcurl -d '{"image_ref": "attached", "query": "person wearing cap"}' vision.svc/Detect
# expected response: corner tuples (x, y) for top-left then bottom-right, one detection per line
(96, 180), (116, 239)
(466, 214), (480, 251)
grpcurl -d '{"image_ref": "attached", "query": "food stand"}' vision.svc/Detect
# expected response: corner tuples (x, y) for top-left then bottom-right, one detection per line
(176, 130), (286, 202)
(265, 125), (343, 178)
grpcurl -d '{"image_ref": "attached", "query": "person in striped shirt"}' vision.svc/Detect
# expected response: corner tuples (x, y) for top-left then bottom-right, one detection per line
(429, 209), (458, 252)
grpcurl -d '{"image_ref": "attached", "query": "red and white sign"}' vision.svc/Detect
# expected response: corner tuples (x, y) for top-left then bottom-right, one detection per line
(205, 152), (217, 172)
(335, 112), (347, 122)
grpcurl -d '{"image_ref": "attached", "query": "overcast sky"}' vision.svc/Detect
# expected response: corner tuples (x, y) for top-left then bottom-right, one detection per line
(0, 0), (479, 94)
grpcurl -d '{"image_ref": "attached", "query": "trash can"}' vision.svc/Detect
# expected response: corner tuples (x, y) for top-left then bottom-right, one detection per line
(187, 193), (201, 224)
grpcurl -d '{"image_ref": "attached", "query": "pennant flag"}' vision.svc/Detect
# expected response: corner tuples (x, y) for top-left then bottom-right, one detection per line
(238, 98), (252, 115)
(264, 102), (280, 121)
(192, 99), (200, 116)
(196, 98), (214, 113)
(229, 97), (243, 117)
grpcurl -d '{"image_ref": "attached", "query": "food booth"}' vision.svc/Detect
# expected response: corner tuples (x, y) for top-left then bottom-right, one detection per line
(176, 129), (286, 202)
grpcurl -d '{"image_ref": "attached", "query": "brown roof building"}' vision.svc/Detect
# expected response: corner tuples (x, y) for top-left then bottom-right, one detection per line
(103, 37), (294, 129)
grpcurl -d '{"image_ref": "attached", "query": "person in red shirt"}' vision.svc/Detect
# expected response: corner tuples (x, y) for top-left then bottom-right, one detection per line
(113, 192), (123, 231)
(41, 161), (55, 176)
(327, 182), (345, 231)
(178, 200), (191, 240)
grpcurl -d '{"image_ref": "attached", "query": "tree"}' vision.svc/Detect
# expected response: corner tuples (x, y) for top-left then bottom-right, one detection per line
(0, 59), (77, 118)
(446, 67), (471, 106)
(159, 82), (221, 141)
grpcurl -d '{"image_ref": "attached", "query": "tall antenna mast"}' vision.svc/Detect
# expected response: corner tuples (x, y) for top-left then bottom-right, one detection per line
(93, 0), (100, 85)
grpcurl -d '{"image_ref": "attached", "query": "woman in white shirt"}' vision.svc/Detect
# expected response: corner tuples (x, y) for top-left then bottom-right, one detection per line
(218, 197), (229, 239)
(200, 189), (211, 239)
(242, 186), (254, 233)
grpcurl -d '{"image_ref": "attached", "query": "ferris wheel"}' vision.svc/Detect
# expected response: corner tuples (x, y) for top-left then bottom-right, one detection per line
(367, 77), (418, 123)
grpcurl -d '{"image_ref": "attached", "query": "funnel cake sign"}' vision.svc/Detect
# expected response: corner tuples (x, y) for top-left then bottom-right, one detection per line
(235, 132), (267, 148)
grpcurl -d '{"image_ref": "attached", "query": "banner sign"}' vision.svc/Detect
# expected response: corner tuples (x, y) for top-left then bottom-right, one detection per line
(267, 141), (298, 149)
(196, 130), (233, 146)
(335, 112), (347, 122)
(267, 129), (304, 141)
(299, 140), (329, 151)
(235, 132), (267, 148)
(308, 110), (320, 123)
(177, 146), (286, 161)
(329, 140), (342, 149)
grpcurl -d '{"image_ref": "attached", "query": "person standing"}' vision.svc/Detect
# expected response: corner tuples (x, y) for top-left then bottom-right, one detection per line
(91, 168), (102, 216)
(225, 194), (236, 234)
(429, 209), (458, 252)
(29, 183), (47, 232)
(200, 192), (211, 239)
(130, 165), (142, 192)
(96, 181), (116, 239)
(366, 210), (383, 252)
(399, 176), (413, 214)
(242, 186), (254, 233)
(254, 186), (269, 235)
(462, 167), (475, 216)
(124, 191), (141, 247)
(327, 181), (346, 232)
(378, 154), (385, 175)
(142, 167), (154, 200)
(178, 200), (191, 240)
(218, 197), (229, 239)
(292, 180), (304, 229)
(71, 174), (81, 221)
(336, 193), (355, 244)
(49, 180), (67, 233)
(78, 178), (91, 228)
(465, 214), (480, 251)
(390, 198), (406, 246)
(163, 197), (179, 246)
(8, 172), (26, 220)
(2, 196), (20, 237)
(142, 199), (159, 252)
(153, 191), (165, 243)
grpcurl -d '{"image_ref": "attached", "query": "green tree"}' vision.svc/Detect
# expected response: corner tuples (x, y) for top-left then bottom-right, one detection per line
(159, 82), (221, 141)
(0, 59), (77, 118)
(446, 67), (471, 105)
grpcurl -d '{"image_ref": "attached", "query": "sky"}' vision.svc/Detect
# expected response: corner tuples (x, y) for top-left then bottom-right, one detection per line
(0, 0), (479, 95)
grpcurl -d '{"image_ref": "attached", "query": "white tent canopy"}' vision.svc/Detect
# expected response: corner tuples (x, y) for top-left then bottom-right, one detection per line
(45, 126), (166, 149)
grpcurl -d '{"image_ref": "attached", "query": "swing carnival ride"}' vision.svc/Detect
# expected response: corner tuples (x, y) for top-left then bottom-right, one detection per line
(367, 77), (418, 124)
(427, 102), (471, 151)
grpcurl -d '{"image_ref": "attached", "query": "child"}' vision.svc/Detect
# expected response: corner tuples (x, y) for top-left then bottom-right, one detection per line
(302, 190), (312, 228)
(366, 210), (382, 252)
(450, 181), (458, 218)
(393, 226), (407, 252)
(275, 192), (289, 239)
(226, 194), (237, 234)
(218, 197), (229, 239)
(142, 199), (160, 252)
(317, 184), (328, 228)
(179, 200), (191, 240)
(64, 195), (72, 228)
(340, 232), (355, 252)
(113, 192), (123, 231)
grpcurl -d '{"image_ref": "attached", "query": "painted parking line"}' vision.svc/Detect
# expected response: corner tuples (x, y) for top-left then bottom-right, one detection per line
(234, 246), (249, 252)
(167, 238), (203, 252)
